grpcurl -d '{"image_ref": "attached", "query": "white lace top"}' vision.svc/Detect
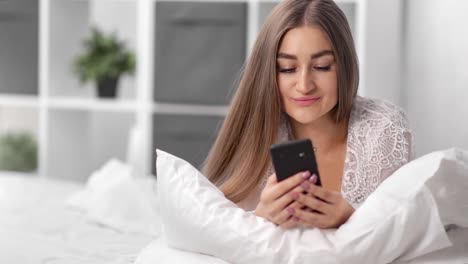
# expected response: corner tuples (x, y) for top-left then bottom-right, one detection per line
(251, 96), (414, 209)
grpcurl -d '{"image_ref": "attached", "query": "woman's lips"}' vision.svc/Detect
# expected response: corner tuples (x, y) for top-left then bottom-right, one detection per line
(292, 97), (320, 106)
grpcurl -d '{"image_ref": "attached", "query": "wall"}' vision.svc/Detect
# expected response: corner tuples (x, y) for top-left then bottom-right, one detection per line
(361, 0), (403, 105)
(403, 0), (468, 156)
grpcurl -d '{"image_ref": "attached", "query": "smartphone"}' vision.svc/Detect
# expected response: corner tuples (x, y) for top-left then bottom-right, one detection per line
(270, 139), (321, 186)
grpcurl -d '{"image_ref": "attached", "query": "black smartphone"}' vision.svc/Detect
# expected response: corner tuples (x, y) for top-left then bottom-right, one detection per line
(270, 139), (321, 186)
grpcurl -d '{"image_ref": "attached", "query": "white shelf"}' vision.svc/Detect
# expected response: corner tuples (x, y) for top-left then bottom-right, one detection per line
(0, 0), (368, 180)
(46, 0), (137, 99)
(0, 95), (39, 108)
(256, 0), (362, 3)
(45, 110), (135, 181)
(153, 102), (229, 116)
(154, 0), (247, 2)
(0, 170), (38, 178)
(153, 0), (361, 2)
(48, 97), (137, 113)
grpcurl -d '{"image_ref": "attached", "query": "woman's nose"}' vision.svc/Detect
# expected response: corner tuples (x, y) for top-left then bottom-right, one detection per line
(295, 69), (316, 94)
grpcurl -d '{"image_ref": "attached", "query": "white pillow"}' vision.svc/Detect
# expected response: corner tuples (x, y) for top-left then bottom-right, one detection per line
(156, 148), (468, 263)
(67, 159), (162, 236)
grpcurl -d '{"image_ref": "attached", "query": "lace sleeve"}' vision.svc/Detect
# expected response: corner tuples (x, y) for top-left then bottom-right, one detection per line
(342, 97), (415, 207)
(378, 105), (414, 182)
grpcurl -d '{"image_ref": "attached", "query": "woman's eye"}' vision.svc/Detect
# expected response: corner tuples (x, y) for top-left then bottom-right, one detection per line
(314, 65), (331, 71)
(278, 67), (296, 73)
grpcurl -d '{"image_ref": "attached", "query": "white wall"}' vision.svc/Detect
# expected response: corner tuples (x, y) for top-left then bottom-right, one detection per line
(403, 0), (468, 156)
(361, 0), (403, 105)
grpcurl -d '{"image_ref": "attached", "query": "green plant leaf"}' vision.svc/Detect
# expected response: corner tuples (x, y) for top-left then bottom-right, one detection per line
(73, 26), (136, 84)
(0, 132), (38, 172)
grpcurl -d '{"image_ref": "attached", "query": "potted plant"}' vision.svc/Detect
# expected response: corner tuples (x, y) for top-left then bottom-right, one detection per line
(0, 132), (37, 172)
(74, 27), (136, 98)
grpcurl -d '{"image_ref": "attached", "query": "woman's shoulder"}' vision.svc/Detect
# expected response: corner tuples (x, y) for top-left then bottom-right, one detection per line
(351, 96), (410, 132)
(343, 97), (414, 207)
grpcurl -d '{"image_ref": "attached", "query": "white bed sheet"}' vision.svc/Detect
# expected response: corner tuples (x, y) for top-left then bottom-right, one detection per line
(0, 173), (153, 264)
(2, 171), (467, 264)
(397, 227), (468, 264)
(135, 231), (468, 264)
(135, 237), (229, 264)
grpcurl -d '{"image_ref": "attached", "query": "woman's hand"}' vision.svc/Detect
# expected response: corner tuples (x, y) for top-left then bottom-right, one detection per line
(255, 171), (312, 228)
(289, 175), (355, 229)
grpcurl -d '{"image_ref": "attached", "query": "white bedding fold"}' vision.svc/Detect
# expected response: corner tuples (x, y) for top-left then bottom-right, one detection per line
(154, 148), (468, 264)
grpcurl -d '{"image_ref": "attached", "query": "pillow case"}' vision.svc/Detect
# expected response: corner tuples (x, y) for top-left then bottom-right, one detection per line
(67, 159), (161, 236)
(156, 148), (468, 263)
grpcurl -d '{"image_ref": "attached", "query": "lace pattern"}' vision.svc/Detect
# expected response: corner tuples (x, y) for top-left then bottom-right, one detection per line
(261, 96), (414, 208)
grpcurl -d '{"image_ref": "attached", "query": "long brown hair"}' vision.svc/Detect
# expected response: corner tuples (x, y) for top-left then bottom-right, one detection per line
(203, 0), (359, 203)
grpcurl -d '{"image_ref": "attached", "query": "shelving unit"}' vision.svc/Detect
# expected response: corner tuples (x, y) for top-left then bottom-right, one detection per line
(0, 0), (366, 181)
(0, 0), (39, 175)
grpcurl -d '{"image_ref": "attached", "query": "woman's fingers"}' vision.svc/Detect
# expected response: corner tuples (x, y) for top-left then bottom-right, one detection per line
(268, 185), (304, 218)
(263, 171), (310, 201)
(265, 173), (277, 187)
(270, 200), (303, 225)
(288, 185), (356, 229)
(293, 209), (328, 229)
(300, 180), (340, 204)
(294, 192), (333, 215)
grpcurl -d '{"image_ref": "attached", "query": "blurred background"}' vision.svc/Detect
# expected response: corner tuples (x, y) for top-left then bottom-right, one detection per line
(0, 0), (467, 182)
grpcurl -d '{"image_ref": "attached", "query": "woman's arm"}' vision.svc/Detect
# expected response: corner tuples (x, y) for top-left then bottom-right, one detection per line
(378, 106), (415, 182)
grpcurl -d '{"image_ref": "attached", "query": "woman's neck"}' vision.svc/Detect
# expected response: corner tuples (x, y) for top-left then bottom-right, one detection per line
(289, 113), (348, 154)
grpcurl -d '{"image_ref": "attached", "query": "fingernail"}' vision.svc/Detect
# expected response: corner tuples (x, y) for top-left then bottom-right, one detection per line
(287, 207), (295, 214)
(301, 182), (310, 190)
(309, 174), (317, 183)
(301, 171), (311, 179)
(290, 192), (299, 200)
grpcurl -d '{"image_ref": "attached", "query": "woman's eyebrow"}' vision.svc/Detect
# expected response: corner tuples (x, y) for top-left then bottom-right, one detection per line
(311, 50), (334, 59)
(277, 50), (334, 60)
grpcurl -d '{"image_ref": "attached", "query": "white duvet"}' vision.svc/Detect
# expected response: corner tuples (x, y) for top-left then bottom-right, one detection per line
(4, 148), (466, 264)
(136, 230), (468, 264)
(139, 148), (468, 264)
(0, 173), (153, 264)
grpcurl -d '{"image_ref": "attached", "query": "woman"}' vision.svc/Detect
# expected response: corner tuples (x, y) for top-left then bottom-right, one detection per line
(203, 0), (413, 229)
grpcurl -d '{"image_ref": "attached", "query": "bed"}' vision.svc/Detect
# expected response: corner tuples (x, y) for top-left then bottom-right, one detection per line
(1, 149), (468, 264)
(134, 231), (468, 264)
(0, 171), (155, 264)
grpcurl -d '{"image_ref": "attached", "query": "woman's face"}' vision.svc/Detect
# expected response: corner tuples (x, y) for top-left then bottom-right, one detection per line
(276, 26), (338, 125)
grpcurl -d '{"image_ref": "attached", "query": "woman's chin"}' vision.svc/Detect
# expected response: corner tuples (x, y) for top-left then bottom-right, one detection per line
(288, 114), (320, 125)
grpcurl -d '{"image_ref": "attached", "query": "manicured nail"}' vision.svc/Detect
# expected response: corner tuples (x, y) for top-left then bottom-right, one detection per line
(301, 182), (310, 190)
(287, 207), (295, 214)
(290, 192), (299, 200)
(301, 171), (311, 179)
(309, 174), (317, 183)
